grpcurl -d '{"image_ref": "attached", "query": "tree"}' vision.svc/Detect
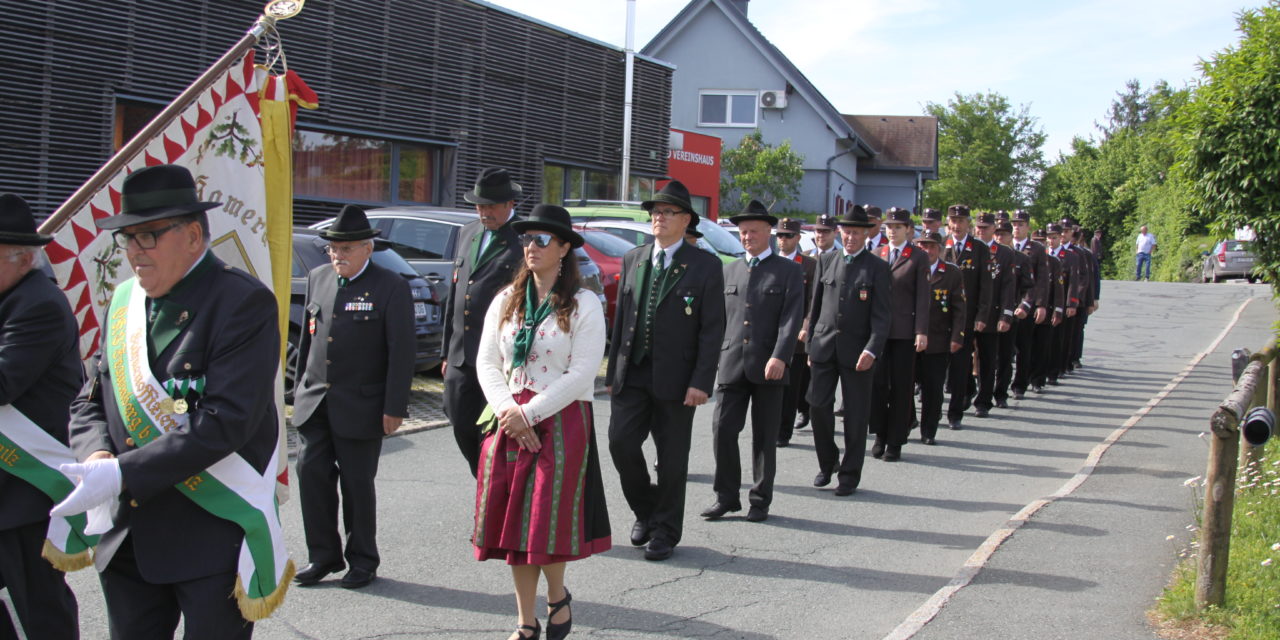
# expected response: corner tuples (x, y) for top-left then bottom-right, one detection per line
(1182, 1), (1280, 285)
(921, 92), (1046, 211)
(719, 130), (805, 210)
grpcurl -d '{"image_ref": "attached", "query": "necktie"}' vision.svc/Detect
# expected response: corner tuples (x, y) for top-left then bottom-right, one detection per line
(844, 254), (853, 264)
(890, 248), (899, 264)
(656, 249), (666, 272)
(748, 256), (759, 268)
(338, 276), (350, 288)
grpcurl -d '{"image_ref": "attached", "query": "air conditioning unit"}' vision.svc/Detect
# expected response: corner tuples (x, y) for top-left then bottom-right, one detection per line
(759, 90), (788, 109)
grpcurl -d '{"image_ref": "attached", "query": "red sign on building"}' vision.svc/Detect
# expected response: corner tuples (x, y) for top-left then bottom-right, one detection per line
(661, 128), (722, 221)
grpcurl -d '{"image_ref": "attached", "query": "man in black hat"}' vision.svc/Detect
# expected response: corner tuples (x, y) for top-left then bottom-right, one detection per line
(0, 194), (81, 639)
(1044, 223), (1080, 386)
(444, 168), (526, 476)
(970, 213), (1017, 417)
(1030, 226), (1066, 393)
(914, 232), (966, 445)
(1008, 210), (1050, 399)
(942, 205), (992, 430)
(1062, 223), (1097, 371)
(869, 207), (930, 461)
(807, 214), (839, 257)
(921, 208), (944, 237)
(863, 205), (888, 252)
(806, 205), (891, 496)
(60, 164), (282, 639)
(774, 217), (817, 444)
(992, 217), (1033, 407)
(702, 201), (803, 523)
(606, 180), (724, 561)
(292, 204), (414, 589)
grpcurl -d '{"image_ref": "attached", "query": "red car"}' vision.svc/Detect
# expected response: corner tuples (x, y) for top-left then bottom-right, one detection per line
(575, 227), (635, 326)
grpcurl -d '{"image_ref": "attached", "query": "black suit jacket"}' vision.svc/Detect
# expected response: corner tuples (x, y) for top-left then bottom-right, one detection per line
(1015, 239), (1050, 312)
(787, 252), (817, 355)
(943, 234), (993, 332)
(293, 261), (415, 439)
(70, 255), (279, 582)
(806, 250), (891, 366)
(976, 242), (1018, 333)
(442, 217), (523, 368)
(1053, 246), (1082, 310)
(0, 271), (83, 530)
(717, 254), (804, 386)
(876, 242), (930, 340)
(1044, 252), (1066, 314)
(925, 261), (967, 354)
(606, 242), (725, 401)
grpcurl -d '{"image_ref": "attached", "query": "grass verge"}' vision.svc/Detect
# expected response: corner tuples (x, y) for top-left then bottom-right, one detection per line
(1152, 437), (1280, 639)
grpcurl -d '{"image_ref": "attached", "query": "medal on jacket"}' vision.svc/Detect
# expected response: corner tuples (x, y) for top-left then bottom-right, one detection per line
(936, 289), (950, 313)
(859, 287), (869, 301)
(158, 397), (175, 414)
(173, 398), (189, 414)
(162, 377), (205, 415)
(683, 296), (694, 315)
(309, 317), (316, 335)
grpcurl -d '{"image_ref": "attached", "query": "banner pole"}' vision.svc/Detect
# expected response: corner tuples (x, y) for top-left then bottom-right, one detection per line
(37, 15), (276, 235)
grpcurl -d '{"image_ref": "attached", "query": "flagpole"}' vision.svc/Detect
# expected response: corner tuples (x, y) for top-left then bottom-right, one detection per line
(37, 14), (279, 235)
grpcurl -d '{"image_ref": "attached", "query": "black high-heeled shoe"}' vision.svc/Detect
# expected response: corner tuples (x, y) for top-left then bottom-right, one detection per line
(546, 588), (572, 640)
(512, 619), (540, 639)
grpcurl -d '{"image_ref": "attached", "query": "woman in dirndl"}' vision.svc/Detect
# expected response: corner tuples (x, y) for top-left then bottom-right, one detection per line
(474, 204), (610, 640)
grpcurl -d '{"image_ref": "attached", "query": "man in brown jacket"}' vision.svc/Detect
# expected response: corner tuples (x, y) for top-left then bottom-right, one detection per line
(915, 232), (966, 445)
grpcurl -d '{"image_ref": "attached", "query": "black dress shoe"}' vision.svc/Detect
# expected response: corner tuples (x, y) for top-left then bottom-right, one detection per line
(883, 445), (901, 462)
(813, 471), (832, 487)
(834, 483), (856, 497)
(974, 407), (990, 418)
(644, 539), (674, 561)
(794, 414), (810, 429)
(546, 588), (572, 640)
(1047, 378), (1060, 386)
(700, 500), (742, 519)
(948, 419), (963, 430)
(293, 562), (344, 586)
(776, 439), (791, 448)
(921, 437), (937, 445)
(834, 407), (845, 417)
(1013, 390), (1025, 400)
(1032, 384), (1044, 394)
(746, 506), (768, 522)
(340, 567), (376, 589)
(871, 439), (886, 459)
(629, 520), (651, 547)
(995, 399), (1009, 409)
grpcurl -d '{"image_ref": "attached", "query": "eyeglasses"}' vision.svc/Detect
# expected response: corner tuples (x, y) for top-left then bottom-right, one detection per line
(112, 221), (187, 250)
(650, 208), (686, 219)
(775, 233), (797, 239)
(324, 244), (368, 257)
(518, 233), (556, 248)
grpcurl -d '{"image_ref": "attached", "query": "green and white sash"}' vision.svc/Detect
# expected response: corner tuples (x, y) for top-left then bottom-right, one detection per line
(0, 405), (99, 571)
(106, 278), (294, 621)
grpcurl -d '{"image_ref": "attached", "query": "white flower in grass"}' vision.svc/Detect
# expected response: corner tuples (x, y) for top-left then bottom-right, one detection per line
(1184, 476), (1202, 487)
(1167, 535), (1176, 541)
(1262, 558), (1273, 567)
(1271, 542), (1280, 551)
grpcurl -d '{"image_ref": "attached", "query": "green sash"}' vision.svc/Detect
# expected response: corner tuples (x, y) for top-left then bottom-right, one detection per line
(0, 405), (99, 571)
(105, 278), (293, 621)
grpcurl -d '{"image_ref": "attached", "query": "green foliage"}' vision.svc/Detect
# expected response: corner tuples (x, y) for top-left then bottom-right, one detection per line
(921, 92), (1046, 211)
(1155, 437), (1280, 639)
(719, 131), (806, 211)
(1182, 1), (1280, 288)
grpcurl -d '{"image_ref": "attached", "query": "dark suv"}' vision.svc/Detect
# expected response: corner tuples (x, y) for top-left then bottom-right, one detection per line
(287, 230), (443, 400)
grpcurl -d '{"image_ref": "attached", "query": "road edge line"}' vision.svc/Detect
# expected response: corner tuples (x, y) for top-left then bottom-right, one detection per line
(881, 295), (1257, 640)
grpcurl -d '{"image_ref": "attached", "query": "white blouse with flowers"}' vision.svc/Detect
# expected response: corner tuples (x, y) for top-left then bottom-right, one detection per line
(475, 286), (606, 427)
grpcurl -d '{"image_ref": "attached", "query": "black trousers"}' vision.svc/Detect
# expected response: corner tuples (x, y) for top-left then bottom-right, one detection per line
(994, 322), (1018, 402)
(711, 380), (783, 508)
(777, 350), (810, 443)
(1072, 311), (1088, 364)
(297, 400), (384, 572)
(608, 361), (697, 546)
(0, 520), (78, 640)
(1048, 319), (1070, 381)
(1029, 320), (1055, 387)
(100, 536), (249, 640)
(973, 331), (1002, 411)
(869, 338), (917, 446)
(946, 332), (977, 421)
(1057, 314), (1081, 375)
(1011, 316), (1038, 393)
(916, 351), (950, 440)
(444, 363), (485, 476)
(807, 358), (873, 488)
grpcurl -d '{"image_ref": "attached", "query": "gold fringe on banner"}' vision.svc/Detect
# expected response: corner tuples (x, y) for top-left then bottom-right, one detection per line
(233, 558), (296, 621)
(41, 539), (94, 572)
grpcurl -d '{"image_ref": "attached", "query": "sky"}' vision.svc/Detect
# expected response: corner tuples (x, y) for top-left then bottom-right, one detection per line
(483, 0), (1251, 161)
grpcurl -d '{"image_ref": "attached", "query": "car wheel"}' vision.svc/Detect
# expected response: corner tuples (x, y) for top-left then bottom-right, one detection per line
(284, 328), (300, 404)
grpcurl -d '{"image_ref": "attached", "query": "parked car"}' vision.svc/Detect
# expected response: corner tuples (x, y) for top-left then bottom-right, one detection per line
(287, 230), (443, 400)
(1201, 240), (1259, 283)
(575, 227), (633, 325)
(565, 204), (746, 262)
(309, 206), (607, 316)
(579, 219), (723, 260)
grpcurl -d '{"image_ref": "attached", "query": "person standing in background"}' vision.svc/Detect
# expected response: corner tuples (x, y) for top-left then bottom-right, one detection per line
(1135, 225), (1156, 281)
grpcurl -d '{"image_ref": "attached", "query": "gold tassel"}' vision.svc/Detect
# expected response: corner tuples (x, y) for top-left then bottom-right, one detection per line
(233, 558), (296, 622)
(41, 539), (94, 572)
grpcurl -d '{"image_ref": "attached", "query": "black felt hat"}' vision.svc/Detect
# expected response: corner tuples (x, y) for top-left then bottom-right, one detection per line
(512, 204), (584, 248)
(1012, 209), (1032, 222)
(916, 231), (944, 246)
(777, 218), (803, 234)
(921, 208), (942, 222)
(975, 212), (997, 227)
(835, 205), (877, 228)
(685, 224), (704, 239)
(94, 164), (221, 230)
(947, 204), (971, 218)
(641, 181), (698, 224)
(814, 214), (838, 230)
(0, 194), (52, 246)
(729, 199), (778, 226)
(884, 207), (912, 225)
(463, 168), (523, 205)
(862, 205), (883, 220)
(320, 204), (381, 241)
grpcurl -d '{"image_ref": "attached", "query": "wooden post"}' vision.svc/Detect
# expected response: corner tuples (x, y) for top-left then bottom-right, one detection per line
(1270, 359), (1279, 415)
(1196, 360), (1261, 609)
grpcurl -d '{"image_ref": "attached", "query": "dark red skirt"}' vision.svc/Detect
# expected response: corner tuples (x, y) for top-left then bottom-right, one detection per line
(473, 390), (611, 565)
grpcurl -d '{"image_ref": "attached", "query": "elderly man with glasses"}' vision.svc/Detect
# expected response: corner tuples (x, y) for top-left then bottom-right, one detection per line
(291, 204), (415, 590)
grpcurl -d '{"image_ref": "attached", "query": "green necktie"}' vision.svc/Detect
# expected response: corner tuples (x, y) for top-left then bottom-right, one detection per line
(634, 250), (666, 362)
(844, 253), (854, 264)
(749, 256), (759, 268)
(337, 276), (350, 288)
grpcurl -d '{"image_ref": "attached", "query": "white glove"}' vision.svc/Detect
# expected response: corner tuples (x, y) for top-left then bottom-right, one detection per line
(51, 459), (123, 527)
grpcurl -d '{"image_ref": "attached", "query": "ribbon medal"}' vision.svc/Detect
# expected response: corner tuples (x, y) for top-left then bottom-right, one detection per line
(343, 301), (374, 312)
(308, 317), (316, 335)
(683, 296), (695, 316)
(859, 287), (869, 301)
(162, 377), (206, 415)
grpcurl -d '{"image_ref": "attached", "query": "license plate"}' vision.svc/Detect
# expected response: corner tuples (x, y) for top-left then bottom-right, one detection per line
(414, 302), (427, 318)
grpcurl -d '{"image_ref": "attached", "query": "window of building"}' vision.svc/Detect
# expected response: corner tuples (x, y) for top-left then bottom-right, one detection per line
(699, 91), (757, 127)
(293, 130), (439, 204)
(544, 164), (626, 204)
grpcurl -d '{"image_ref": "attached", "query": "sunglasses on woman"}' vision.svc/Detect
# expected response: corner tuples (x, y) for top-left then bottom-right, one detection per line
(518, 233), (556, 248)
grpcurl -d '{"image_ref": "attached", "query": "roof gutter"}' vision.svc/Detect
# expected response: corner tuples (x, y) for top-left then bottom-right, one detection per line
(825, 144), (857, 214)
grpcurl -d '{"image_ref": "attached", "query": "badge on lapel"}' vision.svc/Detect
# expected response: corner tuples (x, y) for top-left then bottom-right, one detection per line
(683, 296), (694, 316)
(309, 317), (317, 335)
(859, 287), (869, 301)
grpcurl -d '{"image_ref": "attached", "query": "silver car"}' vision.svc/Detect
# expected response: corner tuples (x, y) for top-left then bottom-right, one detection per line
(1201, 240), (1259, 283)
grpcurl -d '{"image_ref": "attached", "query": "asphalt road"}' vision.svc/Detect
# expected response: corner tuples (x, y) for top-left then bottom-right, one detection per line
(58, 279), (1274, 639)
